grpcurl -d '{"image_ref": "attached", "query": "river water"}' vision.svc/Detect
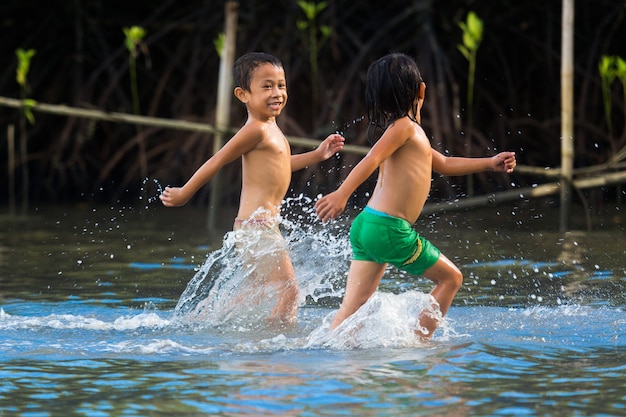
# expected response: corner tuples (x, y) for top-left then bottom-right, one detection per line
(1, 198), (624, 416)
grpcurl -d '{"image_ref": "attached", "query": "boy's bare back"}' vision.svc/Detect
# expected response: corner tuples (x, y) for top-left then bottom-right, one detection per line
(366, 117), (432, 224)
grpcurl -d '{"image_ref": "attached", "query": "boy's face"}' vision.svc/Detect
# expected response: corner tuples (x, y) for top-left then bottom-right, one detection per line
(236, 63), (288, 120)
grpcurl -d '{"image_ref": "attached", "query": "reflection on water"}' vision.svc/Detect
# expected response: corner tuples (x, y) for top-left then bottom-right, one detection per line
(0, 200), (625, 415)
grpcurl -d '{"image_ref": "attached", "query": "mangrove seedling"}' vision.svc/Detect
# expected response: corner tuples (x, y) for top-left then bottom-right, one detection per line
(297, 1), (331, 122)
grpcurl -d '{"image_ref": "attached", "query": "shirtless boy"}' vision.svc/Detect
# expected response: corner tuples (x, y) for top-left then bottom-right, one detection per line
(161, 52), (344, 324)
(316, 53), (516, 338)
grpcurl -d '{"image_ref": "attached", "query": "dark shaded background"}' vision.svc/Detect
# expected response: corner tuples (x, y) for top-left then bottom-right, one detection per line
(1, 0), (625, 208)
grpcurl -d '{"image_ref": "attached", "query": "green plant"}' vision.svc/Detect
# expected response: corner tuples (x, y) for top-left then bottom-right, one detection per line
(457, 11), (483, 194)
(123, 26), (148, 115)
(297, 1), (331, 121)
(16, 48), (37, 124)
(458, 11), (483, 125)
(599, 55), (617, 134)
(599, 55), (626, 135)
(15, 47), (37, 216)
(123, 26), (150, 201)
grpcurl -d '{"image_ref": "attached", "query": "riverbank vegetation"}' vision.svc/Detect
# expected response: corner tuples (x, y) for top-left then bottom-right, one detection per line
(1, 0), (625, 208)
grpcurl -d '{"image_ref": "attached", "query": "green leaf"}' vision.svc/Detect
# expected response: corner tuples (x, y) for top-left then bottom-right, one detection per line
(213, 32), (225, 57)
(459, 11), (483, 53)
(15, 48), (36, 87)
(599, 55), (617, 82)
(467, 11), (483, 40)
(463, 32), (476, 51)
(598, 55), (611, 73)
(315, 2), (328, 14)
(614, 56), (626, 77)
(22, 98), (37, 124)
(298, 1), (316, 20)
(123, 26), (146, 55)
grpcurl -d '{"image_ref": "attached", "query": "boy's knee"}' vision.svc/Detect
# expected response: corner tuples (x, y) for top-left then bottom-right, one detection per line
(451, 268), (463, 289)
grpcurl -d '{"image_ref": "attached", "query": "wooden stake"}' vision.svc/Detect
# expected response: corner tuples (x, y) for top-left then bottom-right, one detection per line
(7, 124), (15, 217)
(208, 1), (239, 230)
(560, 0), (575, 232)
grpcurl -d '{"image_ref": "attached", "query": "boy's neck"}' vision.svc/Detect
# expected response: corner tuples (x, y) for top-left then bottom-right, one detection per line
(247, 111), (278, 125)
(407, 110), (421, 125)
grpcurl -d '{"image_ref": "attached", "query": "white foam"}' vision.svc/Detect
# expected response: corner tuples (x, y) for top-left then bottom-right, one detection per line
(305, 291), (445, 350)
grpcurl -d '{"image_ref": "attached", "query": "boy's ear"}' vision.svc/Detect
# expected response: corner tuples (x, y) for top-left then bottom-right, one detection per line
(234, 86), (248, 103)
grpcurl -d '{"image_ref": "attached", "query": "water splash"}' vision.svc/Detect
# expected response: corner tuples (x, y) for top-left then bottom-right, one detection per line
(331, 116), (366, 136)
(172, 200), (352, 330)
(169, 195), (458, 348)
(140, 177), (164, 205)
(281, 194), (353, 303)
(305, 291), (437, 349)
(172, 225), (277, 329)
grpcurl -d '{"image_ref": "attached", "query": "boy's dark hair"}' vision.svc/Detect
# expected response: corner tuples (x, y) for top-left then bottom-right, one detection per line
(233, 52), (283, 91)
(365, 53), (423, 143)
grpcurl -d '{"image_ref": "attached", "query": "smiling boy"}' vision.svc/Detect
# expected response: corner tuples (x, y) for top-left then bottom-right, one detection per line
(161, 52), (344, 324)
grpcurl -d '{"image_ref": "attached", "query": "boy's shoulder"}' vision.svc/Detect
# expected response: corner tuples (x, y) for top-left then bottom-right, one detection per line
(387, 117), (427, 139)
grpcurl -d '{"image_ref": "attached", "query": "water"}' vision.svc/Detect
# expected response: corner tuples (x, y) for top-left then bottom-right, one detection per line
(1, 200), (625, 416)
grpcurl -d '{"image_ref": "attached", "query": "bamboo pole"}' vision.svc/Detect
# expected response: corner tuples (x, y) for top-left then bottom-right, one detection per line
(0, 96), (362, 151)
(0, 96), (223, 134)
(7, 124), (16, 216)
(422, 170), (626, 215)
(560, 0), (575, 232)
(208, 1), (239, 229)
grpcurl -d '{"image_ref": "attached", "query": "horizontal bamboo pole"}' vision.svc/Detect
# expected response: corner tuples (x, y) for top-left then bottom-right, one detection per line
(422, 170), (626, 215)
(0, 96), (367, 154)
(0, 96), (223, 133)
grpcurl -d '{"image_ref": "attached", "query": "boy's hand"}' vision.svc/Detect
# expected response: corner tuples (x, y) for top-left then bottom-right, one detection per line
(317, 133), (345, 161)
(315, 191), (347, 222)
(492, 152), (517, 173)
(159, 186), (190, 207)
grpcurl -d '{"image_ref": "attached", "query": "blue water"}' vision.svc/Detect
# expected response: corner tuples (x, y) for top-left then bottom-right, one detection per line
(1, 203), (625, 416)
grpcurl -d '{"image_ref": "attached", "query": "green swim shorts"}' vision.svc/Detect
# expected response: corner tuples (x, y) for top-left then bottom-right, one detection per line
(349, 206), (441, 275)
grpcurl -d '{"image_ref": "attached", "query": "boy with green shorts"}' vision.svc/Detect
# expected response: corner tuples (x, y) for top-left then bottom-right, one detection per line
(316, 53), (516, 338)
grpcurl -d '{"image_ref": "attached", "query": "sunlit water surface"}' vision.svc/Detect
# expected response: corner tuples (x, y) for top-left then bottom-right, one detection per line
(1, 199), (625, 416)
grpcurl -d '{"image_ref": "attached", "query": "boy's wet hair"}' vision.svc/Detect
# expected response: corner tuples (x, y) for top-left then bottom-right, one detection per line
(233, 52), (283, 91)
(365, 53), (423, 144)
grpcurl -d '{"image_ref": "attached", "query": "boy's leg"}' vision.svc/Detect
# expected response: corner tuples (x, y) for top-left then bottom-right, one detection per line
(330, 260), (387, 329)
(267, 249), (299, 325)
(418, 253), (463, 337)
(236, 221), (299, 325)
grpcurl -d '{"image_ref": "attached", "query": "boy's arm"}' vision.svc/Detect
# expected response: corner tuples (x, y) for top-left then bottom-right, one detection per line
(431, 149), (516, 176)
(290, 133), (344, 171)
(160, 126), (261, 207)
